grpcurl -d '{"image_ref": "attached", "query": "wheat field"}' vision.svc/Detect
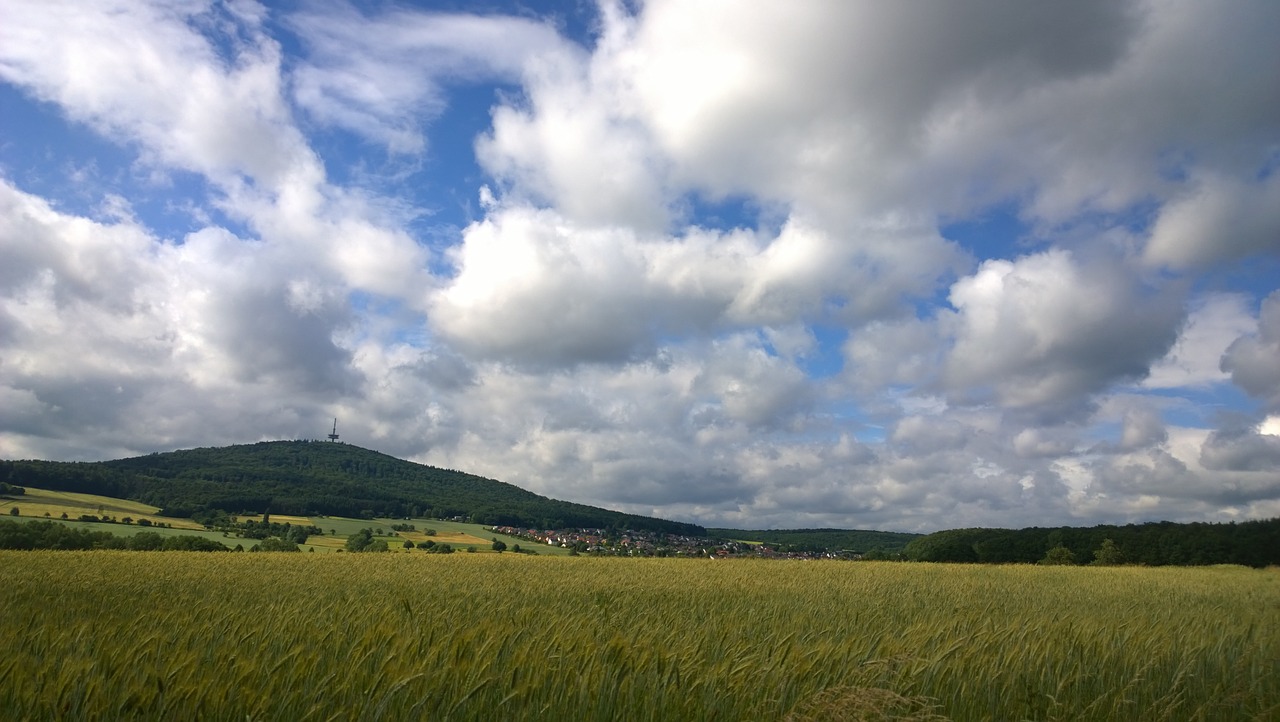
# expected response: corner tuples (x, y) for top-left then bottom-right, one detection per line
(1, 552), (1275, 721)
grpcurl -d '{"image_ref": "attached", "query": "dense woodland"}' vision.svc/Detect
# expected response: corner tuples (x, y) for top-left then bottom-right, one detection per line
(0, 519), (227, 551)
(0, 441), (705, 536)
(903, 519), (1280, 568)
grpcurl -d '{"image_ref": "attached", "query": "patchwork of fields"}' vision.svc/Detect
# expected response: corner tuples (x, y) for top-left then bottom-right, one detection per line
(3, 487), (204, 529)
(2, 553), (1275, 721)
(2, 487), (555, 553)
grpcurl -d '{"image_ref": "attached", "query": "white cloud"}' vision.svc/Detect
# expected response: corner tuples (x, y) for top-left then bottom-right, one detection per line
(1261, 416), (1280, 437)
(0, 0), (314, 190)
(621, 0), (1138, 219)
(1, 0), (1277, 533)
(1145, 173), (1280, 268)
(0, 178), (353, 460)
(477, 40), (669, 230)
(943, 249), (1182, 409)
(288, 4), (566, 154)
(430, 203), (964, 368)
(1145, 293), (1257, 389)
(1221, 291), (1280, 410)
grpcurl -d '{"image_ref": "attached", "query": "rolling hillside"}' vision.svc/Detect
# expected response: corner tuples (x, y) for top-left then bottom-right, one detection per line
(0, 441), (705, 536)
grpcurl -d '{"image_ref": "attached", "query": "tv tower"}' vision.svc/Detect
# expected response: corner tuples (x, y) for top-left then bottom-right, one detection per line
(328, 418), (340, 442)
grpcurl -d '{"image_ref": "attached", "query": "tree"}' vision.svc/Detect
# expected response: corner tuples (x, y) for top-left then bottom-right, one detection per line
(252, 538), (300, 552)
(345, 528), (374, 552)
(0, 481), (26, 496)
(128, 532), (164, 551)
(403, 539), (415, 549)
(160, 535), (228, 551)
(9, 507), (18, 516)
(1092, 538), (1123, 566)
(1039, 544), (1076, 565)
(491, 539), (506, 552)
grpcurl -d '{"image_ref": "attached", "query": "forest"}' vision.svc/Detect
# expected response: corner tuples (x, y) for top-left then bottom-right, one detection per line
(902, 519), (1280, 567)
(0, 519), (227, 551)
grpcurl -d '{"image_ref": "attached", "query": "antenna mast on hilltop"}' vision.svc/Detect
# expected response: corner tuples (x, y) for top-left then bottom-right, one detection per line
(328, 418), (340, 442)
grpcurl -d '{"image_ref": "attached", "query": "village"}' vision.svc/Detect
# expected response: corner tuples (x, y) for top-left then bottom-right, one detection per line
(488, 526), (859, 559)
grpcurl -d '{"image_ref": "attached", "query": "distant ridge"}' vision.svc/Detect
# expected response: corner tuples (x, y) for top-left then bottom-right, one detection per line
(708, 527), (920, 553)
(0, 440), (705, 536)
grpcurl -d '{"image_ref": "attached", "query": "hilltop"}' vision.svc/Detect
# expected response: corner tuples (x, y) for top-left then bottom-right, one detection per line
(0, 440), (705, 536)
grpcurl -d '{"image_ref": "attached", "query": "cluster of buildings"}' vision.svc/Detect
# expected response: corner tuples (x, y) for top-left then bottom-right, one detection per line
(489, 526), (856, 559)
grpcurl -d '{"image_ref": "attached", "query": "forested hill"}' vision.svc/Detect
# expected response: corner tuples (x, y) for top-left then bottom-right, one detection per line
(0, 441), (705, 536)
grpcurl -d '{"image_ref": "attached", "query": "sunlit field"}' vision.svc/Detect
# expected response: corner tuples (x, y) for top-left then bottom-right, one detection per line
(3, 487), (204, 530)
(2, 553), (1275, 721)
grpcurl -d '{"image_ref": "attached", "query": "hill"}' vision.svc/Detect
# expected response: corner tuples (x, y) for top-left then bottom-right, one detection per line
(0, 440), (705, 536)
(707, 527), (919, 553)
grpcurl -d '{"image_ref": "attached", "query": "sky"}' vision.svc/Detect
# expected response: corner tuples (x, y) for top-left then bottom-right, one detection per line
(1, 0), (1279, 533)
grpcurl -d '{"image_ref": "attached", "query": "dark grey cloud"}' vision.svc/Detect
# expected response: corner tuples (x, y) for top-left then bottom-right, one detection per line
(1200, 427), (1280, 472)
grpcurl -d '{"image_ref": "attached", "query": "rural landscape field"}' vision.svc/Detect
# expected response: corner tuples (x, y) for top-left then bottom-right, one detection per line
(4, 1), (1280, 721)
(3, 552), (1276, 721)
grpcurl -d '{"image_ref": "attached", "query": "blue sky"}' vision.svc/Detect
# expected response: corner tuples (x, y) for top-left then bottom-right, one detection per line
(1, 0), (1278, 532)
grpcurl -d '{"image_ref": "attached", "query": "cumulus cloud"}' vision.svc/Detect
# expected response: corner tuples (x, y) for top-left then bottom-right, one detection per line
(1200, 426), (1280, 472)
(0, 113), (394, 468)
(0, 0), (313, 190)
(1, 0), (1277, 532)
(1221, 291), (1280, 410)
(1145, 173), (1280, 268)
(430, 203), (964, 368)
(620, 0), (1137, 217)
(1145, 293), (1257, 389)
(943, 249), (1182, 410)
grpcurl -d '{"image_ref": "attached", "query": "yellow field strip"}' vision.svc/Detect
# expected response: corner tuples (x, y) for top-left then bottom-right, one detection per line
(6, 488), (204, 530)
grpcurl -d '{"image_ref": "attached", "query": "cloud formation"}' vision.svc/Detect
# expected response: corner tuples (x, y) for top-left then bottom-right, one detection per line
(1, 0), (1278, 531)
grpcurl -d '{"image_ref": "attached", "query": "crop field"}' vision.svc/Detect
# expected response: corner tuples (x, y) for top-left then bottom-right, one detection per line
(237, 513), (316, 526)
(2, 554), (1276, 721)
(302, 517), (569, 554)
(0, 498), (549, 552)
(2, 487), (204, 530)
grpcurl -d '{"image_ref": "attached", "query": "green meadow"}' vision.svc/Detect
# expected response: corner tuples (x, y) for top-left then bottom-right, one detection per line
(2, 553), (1275, 721)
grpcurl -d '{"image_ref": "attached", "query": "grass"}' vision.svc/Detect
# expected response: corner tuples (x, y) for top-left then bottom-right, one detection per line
(0, 554), (1275, 721)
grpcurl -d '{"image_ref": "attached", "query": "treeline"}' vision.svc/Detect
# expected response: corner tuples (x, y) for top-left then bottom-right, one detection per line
(708, 527), (919, 554)
(0, 519), (226, 552)
(903, 518), (1280, 568)
(0, 441), (705, 536)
